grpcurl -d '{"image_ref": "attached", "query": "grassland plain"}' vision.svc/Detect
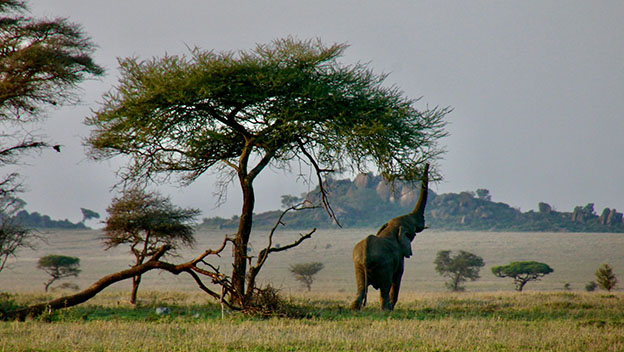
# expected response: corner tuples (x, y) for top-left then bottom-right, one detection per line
(1, 291), (624, 351)
(2, 229), (623, 293)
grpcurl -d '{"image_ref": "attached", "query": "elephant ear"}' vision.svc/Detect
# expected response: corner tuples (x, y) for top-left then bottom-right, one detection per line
(398, 227), (412, 258)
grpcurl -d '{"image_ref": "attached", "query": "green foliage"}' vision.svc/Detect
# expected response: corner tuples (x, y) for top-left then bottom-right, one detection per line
(86, 37), (448, 186)
(37, 254), (81, 292)
(289, 262), (324, 291)
(434, 250), (485, 291)
(595, 264), (617, 292)
(103, 189), (199, 253)
(103, 188), (199, 303)
(0, 0), (103, 120)
(491, 261), (554, 291)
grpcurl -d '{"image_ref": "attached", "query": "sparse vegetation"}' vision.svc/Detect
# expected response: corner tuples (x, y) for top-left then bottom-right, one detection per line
(595, 263), (617, 292)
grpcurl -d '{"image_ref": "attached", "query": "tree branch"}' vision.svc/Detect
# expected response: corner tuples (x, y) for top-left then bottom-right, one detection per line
(296, 138), (340, 227)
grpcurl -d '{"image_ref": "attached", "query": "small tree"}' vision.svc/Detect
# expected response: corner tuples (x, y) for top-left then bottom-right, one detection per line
(37, 255), (80, 292)
(289, 262), (324, 291)
(80, 208), (100, 224)
(475, 189), (491, 201)
(595, 263), (617, 292)
(491, 261), (553, 291)
(103, 189), (199, 304)
(434, 250), (485, 291)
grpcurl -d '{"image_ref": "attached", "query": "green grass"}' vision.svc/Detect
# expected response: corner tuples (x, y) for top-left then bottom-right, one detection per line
(2, 291), (624, 351)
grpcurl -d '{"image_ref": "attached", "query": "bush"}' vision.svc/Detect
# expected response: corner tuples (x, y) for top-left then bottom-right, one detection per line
(585, 281), (597, 292)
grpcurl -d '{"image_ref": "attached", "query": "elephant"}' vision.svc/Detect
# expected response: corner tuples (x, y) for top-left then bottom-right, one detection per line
(351, 164), (429, 311)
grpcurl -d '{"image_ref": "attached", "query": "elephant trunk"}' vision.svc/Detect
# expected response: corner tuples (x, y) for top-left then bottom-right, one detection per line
(410, 163), (429, 216)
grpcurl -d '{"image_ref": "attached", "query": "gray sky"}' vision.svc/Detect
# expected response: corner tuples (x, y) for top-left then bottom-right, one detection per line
(17, 1), (624, 223)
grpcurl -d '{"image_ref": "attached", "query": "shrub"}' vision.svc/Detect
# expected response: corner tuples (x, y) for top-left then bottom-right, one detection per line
(289, 262), (324, 292)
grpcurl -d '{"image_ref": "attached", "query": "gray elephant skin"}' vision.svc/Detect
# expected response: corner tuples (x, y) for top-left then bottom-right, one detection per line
(351, 164), (429, 311)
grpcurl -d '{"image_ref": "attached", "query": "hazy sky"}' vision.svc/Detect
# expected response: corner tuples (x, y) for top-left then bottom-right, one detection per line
(16, 1), (624, 224)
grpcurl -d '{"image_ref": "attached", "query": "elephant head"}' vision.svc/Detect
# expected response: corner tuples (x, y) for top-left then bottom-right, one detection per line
(376, 163), (429, 241)
(397, 227), (412, 258)
(351, 164), (429, 311)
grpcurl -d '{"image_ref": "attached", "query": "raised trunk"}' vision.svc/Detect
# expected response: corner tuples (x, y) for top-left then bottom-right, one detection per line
(410, 163), (429, 216)
(231, 177), (255, 306)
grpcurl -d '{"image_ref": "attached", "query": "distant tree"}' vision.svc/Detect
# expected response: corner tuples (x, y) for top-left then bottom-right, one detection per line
(0, 0), (102, 269)
(585, 281), (597, 292)
(595, 264), (617, 292)
(103, 189), (199, 304)
(491, 261), (554, 291)
(85, 37), (449, 306)
(289, 262), (324, 291)
(80, 208), (100, 224)
(37, 255), (81, 292)
(475, 189), (491, 201)
(434, 250), (485, 291)
(281, 195), (303, 209)
(538, 202), (552, 214)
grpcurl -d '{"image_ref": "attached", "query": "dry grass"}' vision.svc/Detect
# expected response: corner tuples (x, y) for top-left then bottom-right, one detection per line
(2, 291), (624, 351)
(2, 229), (624, 350)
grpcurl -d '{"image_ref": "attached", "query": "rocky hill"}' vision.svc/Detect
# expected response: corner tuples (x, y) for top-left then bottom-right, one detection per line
(202, 173), (624, 232)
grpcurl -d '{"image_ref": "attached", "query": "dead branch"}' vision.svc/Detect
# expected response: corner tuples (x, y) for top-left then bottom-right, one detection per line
(245, 203), (317, 298)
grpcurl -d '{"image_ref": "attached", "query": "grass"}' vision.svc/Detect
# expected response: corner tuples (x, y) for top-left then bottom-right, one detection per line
(2, 291), (624, 351)
(2, 229), (624, 350)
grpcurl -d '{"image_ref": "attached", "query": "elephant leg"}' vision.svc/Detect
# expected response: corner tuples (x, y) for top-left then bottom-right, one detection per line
(379, 285), (392, 311)
(390, 272), (403, 309)
(350, 265), (367, 310)
(389, 280), (401, 310)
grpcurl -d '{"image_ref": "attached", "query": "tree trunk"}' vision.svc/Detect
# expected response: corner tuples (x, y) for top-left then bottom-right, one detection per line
(130, 275), (141, 304)
(231, 177), (255, 306)
(2, 246), (171, 321)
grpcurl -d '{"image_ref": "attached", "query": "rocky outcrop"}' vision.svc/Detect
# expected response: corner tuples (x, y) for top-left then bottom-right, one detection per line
(600, 208), (623, 226)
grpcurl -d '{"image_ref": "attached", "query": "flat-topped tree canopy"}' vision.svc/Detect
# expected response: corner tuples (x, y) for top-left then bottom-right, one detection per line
(86, 37), (448, 186)
(86, 37), (450, 305)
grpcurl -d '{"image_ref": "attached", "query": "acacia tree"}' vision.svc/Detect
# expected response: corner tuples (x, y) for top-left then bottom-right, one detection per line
(0, 0), (102, 264)
(103, 188), (199, 304)
(434, 250), (484, 291)
(290, 262), (324, 291)
(37, 254), (81, 292)
(86, 38), (449, 306)
(491, 261), (554, 291)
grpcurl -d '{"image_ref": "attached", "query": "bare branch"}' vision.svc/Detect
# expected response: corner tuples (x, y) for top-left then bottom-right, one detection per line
(296, 138), (341, 227)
